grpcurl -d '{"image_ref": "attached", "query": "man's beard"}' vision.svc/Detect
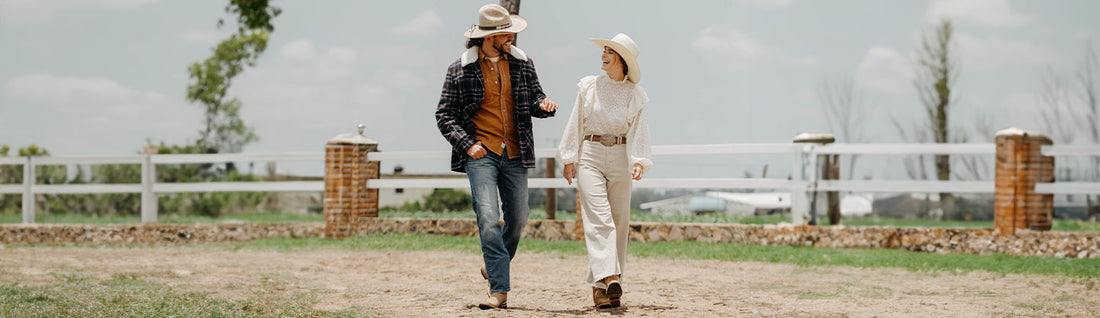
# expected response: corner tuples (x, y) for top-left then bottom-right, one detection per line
(494, 40), (511, 54)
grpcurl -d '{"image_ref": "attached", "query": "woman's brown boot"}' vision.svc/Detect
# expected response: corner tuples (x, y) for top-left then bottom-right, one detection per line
(603, 275), (622, 307)
(592, 287), (612, 309)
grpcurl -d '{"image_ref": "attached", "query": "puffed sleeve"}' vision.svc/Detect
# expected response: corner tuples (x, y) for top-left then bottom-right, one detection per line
(626, 86), (653, 172)
(557, 76), (597, 165)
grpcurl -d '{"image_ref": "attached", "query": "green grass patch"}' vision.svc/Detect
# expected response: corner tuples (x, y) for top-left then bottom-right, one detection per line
(234, 233), (1100, 279)
(0, 272), (368, 318)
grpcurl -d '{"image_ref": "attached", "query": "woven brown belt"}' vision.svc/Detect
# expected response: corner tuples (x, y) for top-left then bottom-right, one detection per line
(584, 134), (627, 146)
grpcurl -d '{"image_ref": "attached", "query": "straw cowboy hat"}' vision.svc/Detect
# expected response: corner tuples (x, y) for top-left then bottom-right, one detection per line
(463, 4), (528, 38)
(591, 33), (641, 83)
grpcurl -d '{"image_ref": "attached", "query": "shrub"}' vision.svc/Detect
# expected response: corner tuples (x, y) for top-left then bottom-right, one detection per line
(423, 189), (471, 212)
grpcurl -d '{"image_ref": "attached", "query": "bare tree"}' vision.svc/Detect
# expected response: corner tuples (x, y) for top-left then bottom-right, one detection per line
(891, 115), (931, 181)
(1038, 69), (1080, 145)
(1036, 40), (1100, 220)
(1080, 42), (1100, 220)
(818, 76), (870, 179)
(953, 112), (995, 181)
(912, 19), (959, 220)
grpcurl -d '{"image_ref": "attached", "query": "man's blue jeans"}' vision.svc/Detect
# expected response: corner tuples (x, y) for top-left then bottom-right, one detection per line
(466, 149), (530, 294)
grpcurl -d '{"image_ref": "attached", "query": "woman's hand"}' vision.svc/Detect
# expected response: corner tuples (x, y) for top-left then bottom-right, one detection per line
(466, 141), (486, 159)
(631, 164), (644, 181)
(539, 97), (558, 112)
(562, 163), (575, 185)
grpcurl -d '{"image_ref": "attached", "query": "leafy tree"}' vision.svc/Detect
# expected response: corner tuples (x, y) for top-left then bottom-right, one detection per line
(16, 145), (66, 185)
(0, 145), (19, 213)
(149, 141), (266, 217)
(186, 0), (281, 153)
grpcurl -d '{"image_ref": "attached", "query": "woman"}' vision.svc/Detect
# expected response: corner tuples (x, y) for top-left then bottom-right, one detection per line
(557, 33), (652, 309)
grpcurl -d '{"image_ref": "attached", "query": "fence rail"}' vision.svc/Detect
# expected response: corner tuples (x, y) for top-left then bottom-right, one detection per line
(2, 143), (1099, 224)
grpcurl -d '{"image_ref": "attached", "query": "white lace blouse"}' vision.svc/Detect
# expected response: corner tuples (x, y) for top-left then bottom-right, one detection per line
(557, 75), (653, 172)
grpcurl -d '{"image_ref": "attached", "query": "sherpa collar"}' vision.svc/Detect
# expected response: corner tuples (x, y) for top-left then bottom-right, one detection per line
(461, 45), (528, 66)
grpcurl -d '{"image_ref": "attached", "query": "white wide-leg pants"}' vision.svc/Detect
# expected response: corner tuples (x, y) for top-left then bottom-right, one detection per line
(577, 140), (632, 288)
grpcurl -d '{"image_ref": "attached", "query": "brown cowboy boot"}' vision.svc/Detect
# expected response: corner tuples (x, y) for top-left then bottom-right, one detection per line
(592, 287), (612, 309)
(478, 292), (507, 310)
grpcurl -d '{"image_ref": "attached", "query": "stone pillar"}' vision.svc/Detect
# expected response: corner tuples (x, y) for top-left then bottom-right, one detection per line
(994, 128), (1054, 235)
(323, 125), (379, 239)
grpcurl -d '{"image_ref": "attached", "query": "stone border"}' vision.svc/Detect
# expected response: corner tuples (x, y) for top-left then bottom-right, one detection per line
(2, 219), (1096, 258)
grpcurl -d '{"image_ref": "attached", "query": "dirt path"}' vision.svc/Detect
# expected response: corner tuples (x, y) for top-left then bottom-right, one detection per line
(1, 245), (1097, 317)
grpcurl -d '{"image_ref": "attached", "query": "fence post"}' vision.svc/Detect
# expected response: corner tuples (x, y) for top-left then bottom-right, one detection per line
(323, 125), (379, 239)
(994, 128), (1054, 235)
(141, 153), (157, 223)
(545, 157), (556, 220)
(21, 156), (34, 224)
(793, 133), (836, 225)
(790, 144), (807, 224)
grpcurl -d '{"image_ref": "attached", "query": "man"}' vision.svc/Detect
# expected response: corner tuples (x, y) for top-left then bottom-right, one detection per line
(434, 3), (557, 310)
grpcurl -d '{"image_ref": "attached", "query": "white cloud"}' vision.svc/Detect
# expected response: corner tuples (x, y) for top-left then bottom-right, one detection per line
(789, 55), (822, 68)
(1073, 30), (1092, 41)
(693, 26), (769, 70)
(856, 46), (911, 95)
(742, 0), (791, 8)
(180, 29), (227, 47)
(230, 40), (442, 153)
(3, 73), (166, 107)
(0, 73), (194, 154)
(390, 10), (444, 38)
(925, 0), (1034, 28)
(280, 39), (319, 61)
(956, 33), (1054, 71)
(692, 25), (818, 70)
(0, 0), (158, 27)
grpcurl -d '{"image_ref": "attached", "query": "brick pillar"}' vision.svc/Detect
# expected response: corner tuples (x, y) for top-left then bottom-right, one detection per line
(323, 125), (379, 239)
(994, 128), (1053, 235)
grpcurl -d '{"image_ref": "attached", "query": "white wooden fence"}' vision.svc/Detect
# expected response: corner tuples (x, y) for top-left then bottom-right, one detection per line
(2, 143), (1099, 224)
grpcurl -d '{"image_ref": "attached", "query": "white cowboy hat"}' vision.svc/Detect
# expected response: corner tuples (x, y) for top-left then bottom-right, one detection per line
(463, 4), (528, 39)
(591, 33), (641, 83)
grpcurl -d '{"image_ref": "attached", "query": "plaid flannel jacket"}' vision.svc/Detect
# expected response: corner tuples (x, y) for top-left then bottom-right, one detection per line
(435, 46), (556, 173)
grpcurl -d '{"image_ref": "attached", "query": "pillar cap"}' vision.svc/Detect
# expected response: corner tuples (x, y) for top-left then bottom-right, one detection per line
(995, 127), (1052, 143)
(995, 127), (1029, 137)
(328, 124), (377, 145)
(792, 133), (836, 144)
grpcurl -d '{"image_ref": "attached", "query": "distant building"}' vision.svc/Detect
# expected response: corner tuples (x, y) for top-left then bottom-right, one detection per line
(640, 192), (790, 217)
(640, 191), (874, 218)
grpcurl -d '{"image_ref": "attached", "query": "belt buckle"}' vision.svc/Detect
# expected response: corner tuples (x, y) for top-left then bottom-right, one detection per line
(599, 134), (616, 147)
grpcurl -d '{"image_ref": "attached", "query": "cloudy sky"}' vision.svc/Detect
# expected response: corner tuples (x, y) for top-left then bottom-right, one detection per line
(1, 0), (1098, 178)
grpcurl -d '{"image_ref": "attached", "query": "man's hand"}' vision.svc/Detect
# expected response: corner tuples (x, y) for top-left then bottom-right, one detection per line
(631, 164), (644, 181)
(467, 141), (486, 159)
(539, 98), (558, 112)
(562, 163), (575, 185)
